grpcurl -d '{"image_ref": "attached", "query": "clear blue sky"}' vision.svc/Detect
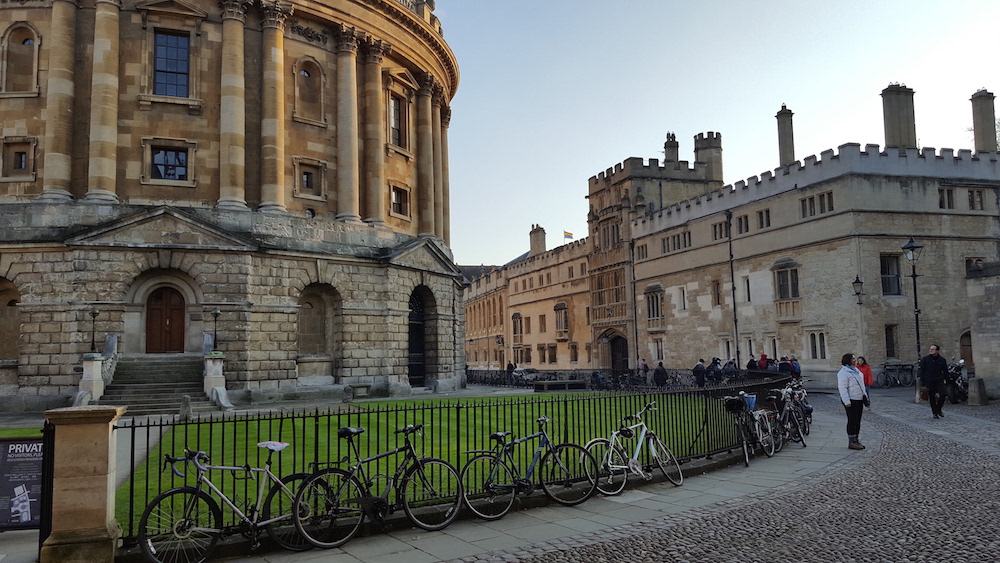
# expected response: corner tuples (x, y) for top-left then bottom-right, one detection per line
(437, 0), (1000, 266)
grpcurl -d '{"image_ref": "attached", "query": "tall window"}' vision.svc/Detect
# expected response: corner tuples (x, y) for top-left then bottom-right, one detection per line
(712, 280), (722, 306)
(390, 94), (406, 147)
(153, 31), (190, 97)
(938, 188), (954, 209)
(570, 343), (578, 362)
(294, 59), (324, 124)
(800, 193), (833, 218)
(654, 339), (663, 360)
(646, 291), (663, 321)
(880, 255), (901, 295)
(736, 214), (750, 234)
(969, 189), (984, 210)
(775, 268), (799, 300)
(679, 287), (687, 310)
(555, 303), (568, 333)
(539, 314), (546, 333)
(151, 147), (187, 180)
(809, 332), (827, 360)
(885, 325), (898, 358)
(743, 277), (751, 302)
(391, 186), (410, 217)
(757, 209), (771, 229)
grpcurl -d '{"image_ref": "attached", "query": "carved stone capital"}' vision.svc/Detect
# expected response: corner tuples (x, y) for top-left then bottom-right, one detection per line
(360, 38), (392, 65)
(334, 24), (361, 54)
(220, 0), (251, 23)
(441, 106), (452, 128)
(432, 82), (445, 106)
(259, 0), (293, 30)
(418, 73), (436, 97)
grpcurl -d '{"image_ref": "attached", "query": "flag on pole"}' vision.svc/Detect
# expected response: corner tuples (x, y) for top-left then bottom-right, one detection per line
(564, 231), (573, 240)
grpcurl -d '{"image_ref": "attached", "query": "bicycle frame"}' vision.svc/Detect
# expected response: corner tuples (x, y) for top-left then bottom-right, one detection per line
(342, 436), (422, 504)
(465, 421), (560, 487)
(606, 420), (651, 476)
(192, 464), (286, 529)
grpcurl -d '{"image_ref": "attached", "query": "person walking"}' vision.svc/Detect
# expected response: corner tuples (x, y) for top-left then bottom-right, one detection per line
(920, 344), (949, 419)
(837, 352), (868, 450)
(641, 359), (650, 385)
(857, 356), (873, 391)
(692, 359), (707, 388)
(653, 361), (668, 388)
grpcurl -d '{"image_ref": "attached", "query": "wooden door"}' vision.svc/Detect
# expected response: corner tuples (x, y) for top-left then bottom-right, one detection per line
(146, 287), (185, 353)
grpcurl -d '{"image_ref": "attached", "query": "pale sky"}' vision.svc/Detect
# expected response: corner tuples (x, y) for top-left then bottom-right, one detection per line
(437, 0), (1000, 267)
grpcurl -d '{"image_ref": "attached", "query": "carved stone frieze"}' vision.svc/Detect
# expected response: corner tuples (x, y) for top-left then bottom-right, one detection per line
(289, 19), (328, 44)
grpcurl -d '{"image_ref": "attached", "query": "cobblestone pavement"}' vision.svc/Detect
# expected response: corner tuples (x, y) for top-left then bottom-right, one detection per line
(452, 388), (1000, 563)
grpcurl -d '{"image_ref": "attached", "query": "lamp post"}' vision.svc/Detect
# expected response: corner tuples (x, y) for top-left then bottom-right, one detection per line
(902, 236), (924, 403)
(724, 210), (741, 368)
(89, 307), (100, 352)
(211, 308), (220, 351)
(852, 276), (865, 305)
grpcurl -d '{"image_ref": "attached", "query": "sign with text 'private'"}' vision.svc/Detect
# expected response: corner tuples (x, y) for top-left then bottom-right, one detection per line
(0, 437), (43, 530)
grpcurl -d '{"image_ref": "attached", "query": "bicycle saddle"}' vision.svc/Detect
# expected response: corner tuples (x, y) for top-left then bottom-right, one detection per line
(256, 441), (289, 452)
(490, 431), (511, 443)
(338, 427), (366, 439)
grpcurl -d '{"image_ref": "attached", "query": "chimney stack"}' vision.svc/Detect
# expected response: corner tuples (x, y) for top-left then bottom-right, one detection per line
(881, 84), (917, 148)
(529, 224), (546, 257)
(776, 104), (795, 167)
(693, 132), (723, 183)
(971, 89), (997, 153)
(663, 132), (679, 162)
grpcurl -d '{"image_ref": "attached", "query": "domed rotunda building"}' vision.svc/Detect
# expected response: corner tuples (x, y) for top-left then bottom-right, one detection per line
(0, 0), (464, 411)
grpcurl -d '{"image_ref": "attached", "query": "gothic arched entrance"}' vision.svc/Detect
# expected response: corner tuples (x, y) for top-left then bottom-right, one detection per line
(146, 286), (185, 353)
(408, 292), (426, 387)
(609, 335), (629, 377)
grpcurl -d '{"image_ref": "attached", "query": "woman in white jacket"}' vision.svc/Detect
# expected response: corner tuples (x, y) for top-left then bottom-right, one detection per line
(837, 352), (868, 450)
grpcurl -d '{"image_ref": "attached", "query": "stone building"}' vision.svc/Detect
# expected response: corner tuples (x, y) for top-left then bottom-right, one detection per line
(465, 86), (1000, 391)
(0, 0), (465, 411)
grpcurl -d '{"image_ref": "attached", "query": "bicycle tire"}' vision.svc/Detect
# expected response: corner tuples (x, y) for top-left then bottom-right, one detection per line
(138, 487), (222, 563)
(460, 454), (516, 520)
(788, 408), (807, 447)
(584, 438), (628, 496)
(797, 403), (811, 436)
(737, 420), (751, 466)
(900, 367), (915, 386)
(292, 468), (364, 549)
(770, 413), (785, 453)
(647, 434), (683, 486)
(401, 458), (462, 531)
(262, 472), (313, 552)
(876, 370), (891, 388)
(539, 443), (598, 506)
(754, 415), (775, 458)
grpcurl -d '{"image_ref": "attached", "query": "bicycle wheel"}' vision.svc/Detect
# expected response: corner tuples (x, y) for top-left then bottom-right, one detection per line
(900, 367), (915, 386)
(292, 468), (364, 549)
(797, 403), (811, 436)
(737, 420), (751, 466)
(539, 444), (598, 506)
(262, 472), (313, 552)
(585, 438), (628, 495)
(401, 458), (462, 531)
(138, 487), (222, 563)
(876, 370), (891, 388)
(770, 413), (785, 453)
(787, 409), (807, 447)
(460, 454), (516, 520)
(754, 415), (775, 458)
(647, 434), (683, 486)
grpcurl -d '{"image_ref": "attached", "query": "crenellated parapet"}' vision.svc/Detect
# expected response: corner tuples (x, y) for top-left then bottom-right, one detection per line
(589, 157), (711, 190)
(505, 238), (590, 277)
(693, 131), (723, 149)
(632, 143), (1000, 237)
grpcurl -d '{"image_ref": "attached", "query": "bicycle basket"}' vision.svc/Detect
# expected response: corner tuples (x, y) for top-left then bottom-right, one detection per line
(743, 394), (757, 411)
(725, 398), (747, 414)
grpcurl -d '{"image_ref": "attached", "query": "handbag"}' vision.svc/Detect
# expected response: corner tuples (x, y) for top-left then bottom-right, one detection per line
(853, 370), (871, 408)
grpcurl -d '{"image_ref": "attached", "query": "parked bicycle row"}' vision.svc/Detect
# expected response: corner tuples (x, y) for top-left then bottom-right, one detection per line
(721, 378), (813, 466)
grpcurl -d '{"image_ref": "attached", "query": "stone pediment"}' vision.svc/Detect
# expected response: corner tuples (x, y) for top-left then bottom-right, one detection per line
(386, 237), (462, 278)
(65, 207), (257, 252)
(135, 0), (208, 20)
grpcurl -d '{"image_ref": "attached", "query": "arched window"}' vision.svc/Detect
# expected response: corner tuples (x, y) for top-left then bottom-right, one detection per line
(293, 58), (325, 125)
(3, 25), (40, 93)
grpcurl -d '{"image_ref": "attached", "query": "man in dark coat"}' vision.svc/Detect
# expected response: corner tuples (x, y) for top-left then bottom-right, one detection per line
(692, 359), (707, 388)
(920, 344), (949, 419)
(653, 362), (668, 388)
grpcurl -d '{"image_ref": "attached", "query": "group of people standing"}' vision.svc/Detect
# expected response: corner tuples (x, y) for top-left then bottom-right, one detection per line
(838, 344), (952, 452)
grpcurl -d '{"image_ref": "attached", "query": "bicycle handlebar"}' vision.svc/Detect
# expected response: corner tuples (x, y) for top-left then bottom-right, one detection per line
(395, 424), (425, 435)
(163, 448), (210, 478)
(536, 415), (551, 426)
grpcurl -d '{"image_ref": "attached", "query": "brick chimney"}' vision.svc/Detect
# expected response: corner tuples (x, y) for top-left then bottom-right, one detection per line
(881, 84), (917, 148)
(529, 224), (546, 257)
(971, 89), (997, 153)
(776, 104), (795, 167)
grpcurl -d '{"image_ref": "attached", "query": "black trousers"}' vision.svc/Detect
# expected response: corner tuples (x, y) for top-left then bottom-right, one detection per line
(926, 380), (947, 414)
(844, 400), (864, 438)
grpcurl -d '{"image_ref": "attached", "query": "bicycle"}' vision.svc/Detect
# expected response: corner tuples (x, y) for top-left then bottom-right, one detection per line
(137, 441), (311, 563)
(788, 380), (812, 436)
(765, 387), (807, 448)
(291, 424), (462, 549)
(721, 393), (774, 466)
(876, 363), (915, 388)
(583, 401), (683, 496)
(460, 415), (598, 520)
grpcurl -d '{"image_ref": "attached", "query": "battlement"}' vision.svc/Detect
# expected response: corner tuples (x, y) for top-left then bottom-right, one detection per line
(589, 157), (710, 188)
(694, 131), (723, 149)
(505, 237), (590, 276)
(632, 142), (1000, 237)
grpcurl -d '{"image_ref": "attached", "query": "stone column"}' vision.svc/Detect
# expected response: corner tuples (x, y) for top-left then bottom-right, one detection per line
(258, 1), (293, 214)
(217, 0), (251, 210)
(38, 0), (78, 202)
(79, 353), (105, 401)
(40, 406), (126, 563)
(361, 39), (390, 225)
(441, 106), (451, 245)
(416, 74), (435, 236)
(335, 25), (362, 223)
(432, 88), (444, 239)
(84, 0), (122, 203)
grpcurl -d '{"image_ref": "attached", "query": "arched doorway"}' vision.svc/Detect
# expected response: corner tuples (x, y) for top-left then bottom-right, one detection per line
(960, 331), (974, 371)
(408, 292), (426, 387)
(608, 334), (629, 377)
(146, 286), (185, 353)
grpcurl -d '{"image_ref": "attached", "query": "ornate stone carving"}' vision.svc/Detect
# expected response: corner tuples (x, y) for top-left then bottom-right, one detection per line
(441, 106), (451, 128)
(259, 0), (293, 29)
(220, 0), (251, 23)
(360, 38), (392, 65)
(289, 19), (329, 44)
(418, 73), (436, 97)
(334, 24), (361, 54)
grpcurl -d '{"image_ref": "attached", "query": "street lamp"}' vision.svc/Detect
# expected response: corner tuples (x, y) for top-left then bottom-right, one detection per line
(852, 276), (865, 305)
(211, 308), (220, 351)
(902, 236), (923, 402)
(89, 307), (100, 352)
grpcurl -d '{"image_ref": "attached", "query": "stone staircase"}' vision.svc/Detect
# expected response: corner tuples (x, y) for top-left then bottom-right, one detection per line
(98, 354), (216, 417)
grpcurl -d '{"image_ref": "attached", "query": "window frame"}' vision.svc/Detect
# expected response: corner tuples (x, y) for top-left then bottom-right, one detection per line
(775, 268), (800, 300)
(880, 255), (902, 296)
(1, 24), (41, 97)
(0, 136), (37, 182)
(390, 184), (412, 219)
(141, 137), (197, 188)
(938, 188), (955, 210)
(135, 1), (207, 113)
(292, 157), (328, 201)
(292, 57), (327, 127)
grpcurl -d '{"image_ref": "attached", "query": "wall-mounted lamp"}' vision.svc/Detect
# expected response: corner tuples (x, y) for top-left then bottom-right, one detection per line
(211, 308), (221, 351)
(89, 307), (100, 352)
(852, 276), (865, 305)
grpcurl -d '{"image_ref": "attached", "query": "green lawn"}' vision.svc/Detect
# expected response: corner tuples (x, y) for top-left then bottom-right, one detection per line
(115, 390), (736, 534)
(0, 427), (42, 439)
